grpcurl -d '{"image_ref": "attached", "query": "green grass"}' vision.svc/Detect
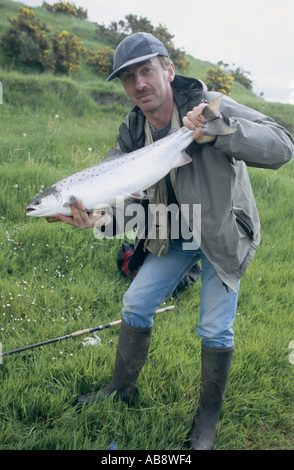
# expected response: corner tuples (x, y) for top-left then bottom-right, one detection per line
(0, 0), (294, 451)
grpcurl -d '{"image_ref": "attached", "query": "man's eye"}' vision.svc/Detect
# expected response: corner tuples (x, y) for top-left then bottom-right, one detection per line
(122, 73), (133, 82)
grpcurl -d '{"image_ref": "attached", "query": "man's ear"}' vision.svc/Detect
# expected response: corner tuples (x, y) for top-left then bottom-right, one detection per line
(168, 62), (175, 82)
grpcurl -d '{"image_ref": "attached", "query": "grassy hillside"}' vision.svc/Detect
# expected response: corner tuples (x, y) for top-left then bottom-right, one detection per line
(0, 0), (294, 451)
(1, 0), (293, 131)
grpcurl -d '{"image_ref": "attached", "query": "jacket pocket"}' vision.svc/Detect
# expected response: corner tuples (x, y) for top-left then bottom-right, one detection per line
(233, 212), (254, 240)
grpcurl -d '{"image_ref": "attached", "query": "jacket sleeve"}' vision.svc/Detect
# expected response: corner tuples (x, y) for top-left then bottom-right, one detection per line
(210, 93), (294, 169)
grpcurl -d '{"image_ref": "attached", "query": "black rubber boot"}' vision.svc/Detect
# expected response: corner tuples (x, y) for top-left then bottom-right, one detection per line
(189, 344), (233, 450)
(77, 320), (152, 405)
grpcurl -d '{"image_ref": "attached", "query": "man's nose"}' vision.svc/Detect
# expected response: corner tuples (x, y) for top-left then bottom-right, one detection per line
(135, 73), (146, 89)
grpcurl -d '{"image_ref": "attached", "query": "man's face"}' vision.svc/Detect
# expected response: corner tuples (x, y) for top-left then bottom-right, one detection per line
(120, 57), (175, 115)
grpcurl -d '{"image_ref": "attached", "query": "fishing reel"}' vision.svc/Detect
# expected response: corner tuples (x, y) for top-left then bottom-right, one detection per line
(80, 333), (102, 348)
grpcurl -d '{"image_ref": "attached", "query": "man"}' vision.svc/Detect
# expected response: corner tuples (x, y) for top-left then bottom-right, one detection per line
(55, 33), (294, 449)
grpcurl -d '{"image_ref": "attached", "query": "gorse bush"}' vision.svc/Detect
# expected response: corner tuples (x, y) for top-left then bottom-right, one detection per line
(84, 46), (115, 76)
(217, 61), (253, 91)
(1, 7), (82, 73)
(52, 30), (82, 73)
(42, 1), (88, 19)
(1, 7), (53, 71)
(204, 66), (234, 95)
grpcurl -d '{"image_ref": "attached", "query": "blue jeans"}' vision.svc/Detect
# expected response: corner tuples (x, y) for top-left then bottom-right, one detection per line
(122, 239), (239, 348)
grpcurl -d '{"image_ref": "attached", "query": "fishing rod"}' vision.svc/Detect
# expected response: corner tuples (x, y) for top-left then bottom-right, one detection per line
(0, 306), (175, 357)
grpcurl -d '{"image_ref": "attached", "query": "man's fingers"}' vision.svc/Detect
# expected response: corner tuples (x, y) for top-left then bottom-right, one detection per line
(52, 201), (112, 230)
(183, 103), (207, 132)
(52, 212), (81, 227)
(50, 200), (91, 229)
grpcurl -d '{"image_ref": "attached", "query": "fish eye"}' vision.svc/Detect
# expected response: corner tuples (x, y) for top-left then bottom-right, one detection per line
(34, 199), (42, 206)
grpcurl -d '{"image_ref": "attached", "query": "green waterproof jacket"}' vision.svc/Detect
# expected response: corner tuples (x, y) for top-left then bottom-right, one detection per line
(104, 75), (294, 293)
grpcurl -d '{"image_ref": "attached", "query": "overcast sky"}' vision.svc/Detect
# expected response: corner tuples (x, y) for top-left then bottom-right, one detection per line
(10, 0), (294, 104)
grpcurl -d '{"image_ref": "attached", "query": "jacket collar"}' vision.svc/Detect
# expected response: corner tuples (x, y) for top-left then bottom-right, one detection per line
(172, 75), (206, 121)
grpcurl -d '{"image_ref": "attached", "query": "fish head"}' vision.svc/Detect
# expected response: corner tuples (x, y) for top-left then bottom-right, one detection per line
(25, 186), (63, 217)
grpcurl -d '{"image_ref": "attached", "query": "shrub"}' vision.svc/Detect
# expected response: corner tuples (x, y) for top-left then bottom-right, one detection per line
(217, 61), (253, 90)
(96, 14), (189, 72)
(51, 30), (82, 73)
(85, 46), (115, 76)
(230, 67), (253, 90)
(42, 1), (88, 19)
(204, 66), (234, 95)
(1, 7), (54, 71)
(2, 8), (84, 74)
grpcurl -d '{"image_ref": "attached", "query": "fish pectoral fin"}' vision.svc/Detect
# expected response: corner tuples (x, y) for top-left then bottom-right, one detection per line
(172, 151), (192, 169)
(63, 195), (77, 207)
(130, 191), (151, 200)
(63, 195), (90, 212)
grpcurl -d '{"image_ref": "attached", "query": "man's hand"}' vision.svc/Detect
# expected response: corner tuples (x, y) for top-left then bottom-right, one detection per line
(48, 200), (112, 230)
(183, 103), (216, 144)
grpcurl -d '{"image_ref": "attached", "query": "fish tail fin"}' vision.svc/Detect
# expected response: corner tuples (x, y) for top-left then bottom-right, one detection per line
(206, 119), (237, 135)
(203, 95), (237, 135)
(204, 95), (223, 118)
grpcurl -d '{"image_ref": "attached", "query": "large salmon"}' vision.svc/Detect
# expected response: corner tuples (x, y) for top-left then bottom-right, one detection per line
(25, 96), (235, 218)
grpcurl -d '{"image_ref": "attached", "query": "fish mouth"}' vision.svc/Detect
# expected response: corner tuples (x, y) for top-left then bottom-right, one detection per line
(25, 206), (38, 215)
